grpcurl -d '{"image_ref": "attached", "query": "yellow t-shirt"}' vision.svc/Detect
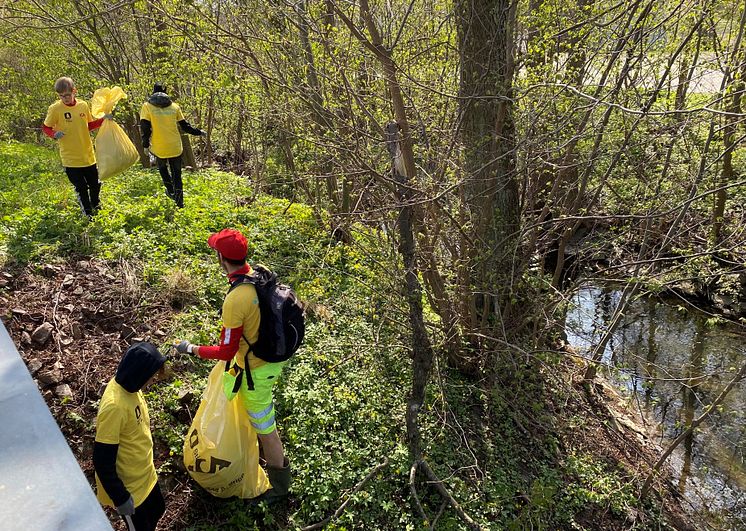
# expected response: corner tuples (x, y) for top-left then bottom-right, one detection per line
(44, 100), (96, 168)
(94, 379), (158, 507)
(222, 283), (265, 370)
(139, 101), (185, 159)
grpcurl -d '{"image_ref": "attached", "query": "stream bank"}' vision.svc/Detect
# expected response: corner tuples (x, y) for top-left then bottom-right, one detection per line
(567, 285), (745, 530)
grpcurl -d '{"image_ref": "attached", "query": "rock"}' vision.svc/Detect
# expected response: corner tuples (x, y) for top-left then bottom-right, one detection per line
(177, 389), (195, 405)
(54, 384), (73, 399)
(71, 322), (84, 340)
(110, 343), (122, 356)
(62, 274), (74, 287)
(63, 304), (75, 313)
(673, 281), (697, 298)
(27, 358), (43, 375)
(714, 293), (733, 309)
(120, 325), (137, 340)
(21, 331), (32, 345)
(41, 265), (58, 277)
(153, 329), (167, 338)
(52, 361), (64, 371)
(31, 322), (54, 346)
(72, 286), (84, 295)
(37, 370), (63, 386)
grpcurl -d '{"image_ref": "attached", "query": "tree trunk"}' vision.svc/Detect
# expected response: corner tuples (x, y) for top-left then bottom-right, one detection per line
(712, 4), (746, 244)
(455, 0), (520, 352)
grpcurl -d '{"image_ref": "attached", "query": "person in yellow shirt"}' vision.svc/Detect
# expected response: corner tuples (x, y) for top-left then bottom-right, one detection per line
(42, 77), (109, 219)
(93, 342), (167, 531)
(176, 229), (291, 501)
(139, 83), (204, 208)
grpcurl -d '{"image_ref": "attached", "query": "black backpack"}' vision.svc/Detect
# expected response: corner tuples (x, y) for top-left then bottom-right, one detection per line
(228, 264), (305, 363)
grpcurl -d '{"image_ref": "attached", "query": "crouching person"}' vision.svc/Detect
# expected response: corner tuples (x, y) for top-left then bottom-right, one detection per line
(93, 342), (167, 531)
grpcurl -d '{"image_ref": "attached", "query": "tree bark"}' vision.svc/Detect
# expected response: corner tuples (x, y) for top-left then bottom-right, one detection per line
(455, 0), (520, 350)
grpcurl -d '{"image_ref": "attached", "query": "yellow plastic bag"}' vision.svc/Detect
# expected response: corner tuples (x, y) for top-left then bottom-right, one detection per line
(183, 362), (270, 498)
(90, 87), (139, 180)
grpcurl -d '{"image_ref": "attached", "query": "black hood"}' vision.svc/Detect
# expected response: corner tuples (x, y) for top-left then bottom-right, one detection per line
(148, 92), (172, 108)
(115, 342), (166, 392)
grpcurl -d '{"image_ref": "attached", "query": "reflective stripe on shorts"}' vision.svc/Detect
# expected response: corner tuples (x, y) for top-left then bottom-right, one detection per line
(239, 361), (286, 434)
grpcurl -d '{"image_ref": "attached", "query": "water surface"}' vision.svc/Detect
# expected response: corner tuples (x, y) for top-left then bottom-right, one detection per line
(566, 286), (745, 529)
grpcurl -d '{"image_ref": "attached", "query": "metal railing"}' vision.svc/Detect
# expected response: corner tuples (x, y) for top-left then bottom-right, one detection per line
(0, 319), (111, 530)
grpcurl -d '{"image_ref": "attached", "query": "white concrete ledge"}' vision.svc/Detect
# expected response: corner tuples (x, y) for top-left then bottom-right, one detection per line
(0, 320), (111, 530)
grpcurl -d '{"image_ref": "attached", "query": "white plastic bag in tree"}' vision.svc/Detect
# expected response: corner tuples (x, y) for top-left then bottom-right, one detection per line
(183, 362), (270, 498)
(91, 87), (139, 180)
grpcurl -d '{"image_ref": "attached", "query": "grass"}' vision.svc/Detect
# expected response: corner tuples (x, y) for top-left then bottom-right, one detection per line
(0, 140), (676, 530)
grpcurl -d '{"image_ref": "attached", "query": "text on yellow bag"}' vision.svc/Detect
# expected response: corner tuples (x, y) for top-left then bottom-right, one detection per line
(183, 362), (270, 498)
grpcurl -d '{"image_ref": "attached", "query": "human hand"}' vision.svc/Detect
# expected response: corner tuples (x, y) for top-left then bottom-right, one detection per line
(115, 496), (135, 516)
(53, 131), (64, 140)
(175, 340), (195, 354)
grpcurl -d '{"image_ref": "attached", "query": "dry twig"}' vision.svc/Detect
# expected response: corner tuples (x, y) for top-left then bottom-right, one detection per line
(300, 457), (389, 531)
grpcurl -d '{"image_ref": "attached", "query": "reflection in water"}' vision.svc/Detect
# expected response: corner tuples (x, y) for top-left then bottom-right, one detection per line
(679, 318), (706, 494)
(566, 286), (746, 529)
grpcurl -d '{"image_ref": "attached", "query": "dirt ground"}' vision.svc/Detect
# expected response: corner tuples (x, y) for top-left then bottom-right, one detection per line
(552, 362), (700, 531)
(0, 259), (266, 530)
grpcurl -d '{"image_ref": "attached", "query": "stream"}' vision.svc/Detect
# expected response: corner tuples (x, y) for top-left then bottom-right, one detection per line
(566, 286), (745, 530)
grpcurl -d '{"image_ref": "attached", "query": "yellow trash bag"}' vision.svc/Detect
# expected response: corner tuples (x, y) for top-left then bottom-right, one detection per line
(90, 87), (139, 180)
(183, 362), (270, 498)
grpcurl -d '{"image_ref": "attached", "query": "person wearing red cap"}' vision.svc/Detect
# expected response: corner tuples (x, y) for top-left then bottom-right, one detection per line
(176, 228), (291, 500)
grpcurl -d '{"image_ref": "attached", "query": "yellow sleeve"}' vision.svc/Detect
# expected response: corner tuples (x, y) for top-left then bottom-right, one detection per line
(140, 103), (151, 121)
(175, 103), (185, 121)
(221, 290), (245, 330)
(95, 401), (125, 445)
(43, 104), (56, 128)
(222, 285), (260, 341)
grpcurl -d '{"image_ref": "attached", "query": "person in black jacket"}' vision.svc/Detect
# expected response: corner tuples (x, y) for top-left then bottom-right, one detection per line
(93, 342), (167, 531)
(139, 83), (204, 208)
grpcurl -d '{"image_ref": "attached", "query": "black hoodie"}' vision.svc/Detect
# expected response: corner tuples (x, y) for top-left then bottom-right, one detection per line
(148, 91), (172, 109)
(115, 342), (167, 392)
(93, 342), (166, 506)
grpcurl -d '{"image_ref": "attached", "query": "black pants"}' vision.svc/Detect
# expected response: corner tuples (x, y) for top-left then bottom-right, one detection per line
(156, 155), (183, 207)
(121, 483), (165, 531)
(65, 164), (100, 216)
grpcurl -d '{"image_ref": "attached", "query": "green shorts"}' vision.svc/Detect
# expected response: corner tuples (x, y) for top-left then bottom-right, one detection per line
(238, 361), (286, 435)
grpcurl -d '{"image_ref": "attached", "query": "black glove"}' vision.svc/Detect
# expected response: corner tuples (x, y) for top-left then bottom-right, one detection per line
(175, 340), (195, 354)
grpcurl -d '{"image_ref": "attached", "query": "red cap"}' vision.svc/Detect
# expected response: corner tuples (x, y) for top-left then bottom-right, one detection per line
(207, 229), (248, 261)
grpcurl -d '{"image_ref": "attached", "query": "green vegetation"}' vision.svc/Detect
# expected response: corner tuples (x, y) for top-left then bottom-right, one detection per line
(2, 0), (745, 527)
(0, 141), (671, 529)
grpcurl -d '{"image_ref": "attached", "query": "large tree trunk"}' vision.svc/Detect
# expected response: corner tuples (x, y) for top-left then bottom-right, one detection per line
(455, 0), (520, 356)
(713, 5), (746, 244)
